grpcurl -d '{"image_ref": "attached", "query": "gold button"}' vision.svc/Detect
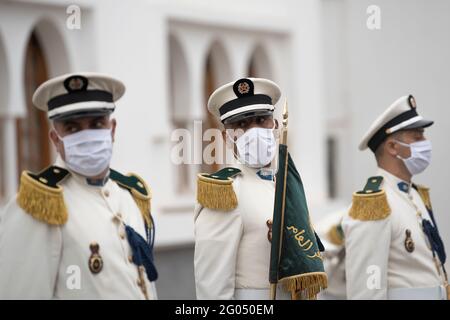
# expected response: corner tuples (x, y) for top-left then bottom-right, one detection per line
(103, 190), (110, 197)
(128, 255), (133, 263)
(119, 232), (126, 239)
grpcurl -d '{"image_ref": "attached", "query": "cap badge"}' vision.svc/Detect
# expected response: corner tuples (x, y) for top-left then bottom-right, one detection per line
(233, 78), (254, 98)
(64, 75), (88, 93)
(238, 82), (250, 94)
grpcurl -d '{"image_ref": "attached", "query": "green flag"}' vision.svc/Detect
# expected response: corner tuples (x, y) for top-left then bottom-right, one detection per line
(269, 144), (327, 299)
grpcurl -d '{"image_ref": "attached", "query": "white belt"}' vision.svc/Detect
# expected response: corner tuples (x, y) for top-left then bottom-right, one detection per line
(234, 288), (291, 300)
(387, 286), (447, 300)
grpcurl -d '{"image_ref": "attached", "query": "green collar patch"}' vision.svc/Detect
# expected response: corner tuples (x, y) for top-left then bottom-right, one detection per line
(199, 167), (241, 181)
(356, 176), (384, 195)
(27, 166), (70, 188)
(110, 169), (149, 196)
(110, 169), (152, 227)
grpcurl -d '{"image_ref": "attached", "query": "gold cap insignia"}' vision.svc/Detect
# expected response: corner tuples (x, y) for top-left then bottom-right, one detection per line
(64, 75), (88, 92)
(238, 82), (250, 95)
(233, 78), (254, 97)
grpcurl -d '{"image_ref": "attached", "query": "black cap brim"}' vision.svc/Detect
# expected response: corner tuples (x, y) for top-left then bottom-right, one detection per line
(223, 109), (274, 125)
(402, 119), (434, 130)
(51, 108), (114, 121)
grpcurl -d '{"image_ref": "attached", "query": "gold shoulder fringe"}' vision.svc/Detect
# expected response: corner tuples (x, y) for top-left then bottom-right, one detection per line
(128, 173), (153, 228)
(349, 190), (391, 221)
(327, 224), (344, 246)
(17, 171), (68, 225)
(281, 272), (328, 300)
(197, 174), (237, 211)
(416, 185), (432, 210)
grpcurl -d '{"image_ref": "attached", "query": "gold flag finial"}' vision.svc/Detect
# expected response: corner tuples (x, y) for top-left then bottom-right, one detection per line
(281, 99), (288, 144)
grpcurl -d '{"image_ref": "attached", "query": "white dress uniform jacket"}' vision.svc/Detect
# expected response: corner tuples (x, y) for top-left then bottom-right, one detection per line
(342, 168), (446, 300)
(0, 156), (157, 299)
(194, 162), (290, 300)
(315, 210), (347, 299)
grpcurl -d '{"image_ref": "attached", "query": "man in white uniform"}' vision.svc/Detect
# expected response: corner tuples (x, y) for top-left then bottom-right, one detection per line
(0, 72), (158, 299)
(342, 95), (448, 300)
(316, 211), (346, 299)
(194, 78), (294, 300)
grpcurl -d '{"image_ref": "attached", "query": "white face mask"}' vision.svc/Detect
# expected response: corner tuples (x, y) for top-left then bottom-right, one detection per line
(395, 140), (432, 176)
(56, 129), (113, 177)
(234, 126), (277, 168)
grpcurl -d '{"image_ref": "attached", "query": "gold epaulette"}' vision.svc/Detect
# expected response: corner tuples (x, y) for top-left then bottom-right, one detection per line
(197, 167), (241, 211)
(415, 184), (432, 210)
(349, 176), (391, 221)
(17, 166), (70, 225)
(110, 169), (152, 227)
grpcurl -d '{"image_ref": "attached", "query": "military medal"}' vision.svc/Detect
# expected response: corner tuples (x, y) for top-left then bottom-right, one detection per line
(88, 242), (103, 274)
(404, 229), (415, 253)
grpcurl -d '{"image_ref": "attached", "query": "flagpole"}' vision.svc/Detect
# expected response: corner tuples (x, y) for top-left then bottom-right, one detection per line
(281, 99), (288, 145)
(270, 99), (289, 300)
(270, 283), (277, 300)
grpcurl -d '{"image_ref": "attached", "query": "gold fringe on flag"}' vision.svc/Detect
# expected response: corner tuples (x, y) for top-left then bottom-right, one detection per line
(197, 174), (237, 211)
(17, 171), (68, 225)
(349, 190), (391, 221)
(281, 272), (328, 300)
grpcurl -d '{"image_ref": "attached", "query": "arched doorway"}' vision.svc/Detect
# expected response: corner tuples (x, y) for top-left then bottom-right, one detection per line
(247, 44), (273, 79)
(169, 34), (191, 193)
(203, 41), (232, 172)
(15, 31), (51, 176)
